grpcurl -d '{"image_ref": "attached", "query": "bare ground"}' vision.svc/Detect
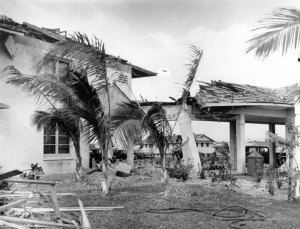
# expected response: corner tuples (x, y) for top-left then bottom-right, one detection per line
(41, 167), (300, 229)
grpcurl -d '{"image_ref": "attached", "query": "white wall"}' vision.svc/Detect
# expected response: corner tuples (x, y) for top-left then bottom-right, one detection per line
(0, 34), (90, 174)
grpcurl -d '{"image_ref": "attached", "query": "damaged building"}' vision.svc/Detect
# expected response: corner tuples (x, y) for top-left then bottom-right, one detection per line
(0, 15), (156, 174)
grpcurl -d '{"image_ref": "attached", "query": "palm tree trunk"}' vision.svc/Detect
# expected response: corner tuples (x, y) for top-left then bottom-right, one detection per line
(74, 143), (84, 181)
(160, 148), (168, 184)
(127, 140), (135, 168)
(99, 139), (109, 195)
(70, 133), (84, 181)
(288, 149), (293, 201)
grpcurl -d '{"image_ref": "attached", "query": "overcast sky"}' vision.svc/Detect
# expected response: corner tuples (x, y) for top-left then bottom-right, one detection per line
(1, 0), (298, 141)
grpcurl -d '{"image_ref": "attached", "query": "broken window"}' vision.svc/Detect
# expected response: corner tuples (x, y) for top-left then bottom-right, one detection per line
(44, 127), (70, 155)
(44, 59), (69, 77)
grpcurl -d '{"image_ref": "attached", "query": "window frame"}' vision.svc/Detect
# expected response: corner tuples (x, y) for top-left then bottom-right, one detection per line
(43, 127), (70, 156)
(43, 58), (71, 77)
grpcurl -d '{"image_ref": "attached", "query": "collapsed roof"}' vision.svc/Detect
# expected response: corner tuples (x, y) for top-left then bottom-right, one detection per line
(0, 15), (157, 78)
(196, 80), (299, 106)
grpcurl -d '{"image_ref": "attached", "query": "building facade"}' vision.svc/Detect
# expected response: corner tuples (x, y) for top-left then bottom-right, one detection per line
(0, 16), (156, 174)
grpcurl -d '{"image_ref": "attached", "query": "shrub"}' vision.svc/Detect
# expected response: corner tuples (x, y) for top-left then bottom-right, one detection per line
(168, 162), (193, 181)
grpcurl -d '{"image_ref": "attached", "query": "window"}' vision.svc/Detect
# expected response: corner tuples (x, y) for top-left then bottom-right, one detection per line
(206, 143), (209, 147)
(44, 127), (70, 155)
(196, 143), (199, 147)
(201, 143), (204, 147)
(44, 59), (69, 77)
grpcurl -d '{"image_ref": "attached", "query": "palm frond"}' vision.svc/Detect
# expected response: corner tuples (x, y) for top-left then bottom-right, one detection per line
(0, 66), (75, 107)
(181, 45), (203, 102)
(32, 109), (81, 135)
(38, 32), (106, 79)
(246, 7), (300, 58)
(142, 103), (172, 150)
(112, 119), (142, 149)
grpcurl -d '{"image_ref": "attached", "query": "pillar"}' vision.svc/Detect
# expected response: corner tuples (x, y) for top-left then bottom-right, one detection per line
(269, 124), (276, 166)
(229, 121), (237, 170)
(236, 114), (246, 174)
(178, 107), (202, 174)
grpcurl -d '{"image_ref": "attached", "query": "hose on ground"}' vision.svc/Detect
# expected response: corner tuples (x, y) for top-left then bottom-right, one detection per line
(134, 205), (270, 229)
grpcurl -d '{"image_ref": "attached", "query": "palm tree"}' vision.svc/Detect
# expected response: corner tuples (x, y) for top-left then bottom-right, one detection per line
(38, 33), (113, 194)
(112, 101), (172, 183)
(246, 7), (300, 58)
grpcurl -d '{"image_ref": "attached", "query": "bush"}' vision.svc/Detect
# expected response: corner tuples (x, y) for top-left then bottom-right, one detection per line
(168, 162), (193, 181)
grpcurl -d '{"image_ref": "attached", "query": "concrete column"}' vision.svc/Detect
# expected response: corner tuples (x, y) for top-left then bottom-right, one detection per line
(236, 114), (246, 174)
(269, 124), (276, 166)
(178, 106), (202, 173)
(229, 121), (237, 170)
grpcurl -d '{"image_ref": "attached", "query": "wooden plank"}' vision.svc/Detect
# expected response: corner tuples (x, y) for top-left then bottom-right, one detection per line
(0, 216), (90, 229)
(49, 187), (61, 221)
(0, 192), (76, 198)
(4, 179), (56, 186)
(11, 206), (125, 212)
(0, 170), (23, 181)
(0, 199), (27, 212)
(77, 199), (91, 228)
(0, 219), (29, 229)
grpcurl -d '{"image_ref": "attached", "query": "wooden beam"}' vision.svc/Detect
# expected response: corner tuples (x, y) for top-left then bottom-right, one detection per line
(78, 199), (91, 228)
(11, 206), (125, 212)
(0, 216), (90, 229)
(50, 187), (61, 221)
(4, 179), (56, 186)
(0, 199), (27, 212)
(0, 219), (29, 229)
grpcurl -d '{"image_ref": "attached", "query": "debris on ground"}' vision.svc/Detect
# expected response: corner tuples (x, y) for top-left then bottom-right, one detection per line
(0, 172), (125, 228)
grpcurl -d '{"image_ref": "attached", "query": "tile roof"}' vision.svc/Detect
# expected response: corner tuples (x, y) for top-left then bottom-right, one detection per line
(195, 80), (299, 105)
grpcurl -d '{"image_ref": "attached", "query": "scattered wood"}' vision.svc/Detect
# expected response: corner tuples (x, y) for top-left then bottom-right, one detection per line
(0, 171), (125, 228)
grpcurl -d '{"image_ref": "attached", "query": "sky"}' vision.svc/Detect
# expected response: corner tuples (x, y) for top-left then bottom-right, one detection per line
(1, 0), (299, 141)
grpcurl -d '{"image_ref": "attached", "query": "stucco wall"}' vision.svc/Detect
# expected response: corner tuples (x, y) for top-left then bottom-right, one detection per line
(0, 34), (89, 174)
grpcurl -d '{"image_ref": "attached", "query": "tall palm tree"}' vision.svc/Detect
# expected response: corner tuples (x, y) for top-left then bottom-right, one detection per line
(112, 101), (172, 184)
(246, 7), (300, 58)
(38, 33), (113, 194)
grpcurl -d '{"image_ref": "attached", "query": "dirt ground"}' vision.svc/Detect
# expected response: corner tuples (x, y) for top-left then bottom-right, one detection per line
(40, 165), (300, 229)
